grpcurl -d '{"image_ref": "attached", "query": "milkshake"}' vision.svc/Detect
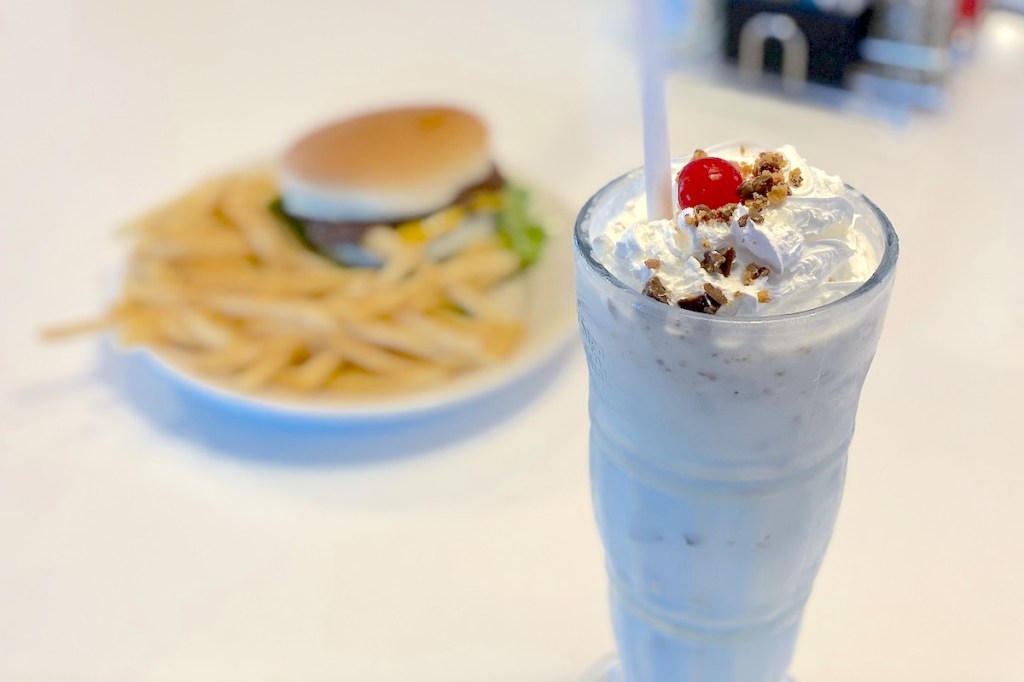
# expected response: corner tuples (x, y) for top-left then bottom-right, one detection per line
(575, 145), (898, 681)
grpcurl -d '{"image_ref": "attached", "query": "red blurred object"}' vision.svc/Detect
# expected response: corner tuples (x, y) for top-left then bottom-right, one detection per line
(959, 0), (986, 22)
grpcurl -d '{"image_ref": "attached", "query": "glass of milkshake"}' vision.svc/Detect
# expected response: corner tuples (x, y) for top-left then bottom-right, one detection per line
(575, 145), (898, 682)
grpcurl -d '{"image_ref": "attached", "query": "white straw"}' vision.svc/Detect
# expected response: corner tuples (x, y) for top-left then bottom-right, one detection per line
(638, 0), (673, 221)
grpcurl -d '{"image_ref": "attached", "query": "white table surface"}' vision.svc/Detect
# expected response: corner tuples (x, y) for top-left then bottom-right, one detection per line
(2, 2), (1022, 680)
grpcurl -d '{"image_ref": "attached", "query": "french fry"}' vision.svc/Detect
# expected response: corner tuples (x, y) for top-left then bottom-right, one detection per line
(428, 309), (525, 359)
(220, 172), (301, 265)
(362, 224), (405, 260)
(443, 281), (516, 323)
(121, 278), (190, 307)
(205, 294), (337, 333)
(157, 312), (199, 349)
(339, 317), (453, 363)
(438, 243), (520, 288)
(393, 311), (491, 366)
(375, 246), (421, 285)
(117, 309), (164, 346)
(136, 228), (250, 261)
(192, 341), (265, 374)
(182, 266), (350, 297)
(328, 330), (418, 374)
(174, 308), (237, 349)
(39, 316), (114, 341)
(276, 351), (343, 391)
(403, 286), (448, 314)
(341, 263), (442, 318)
(234, 337), (301, 391)
(327, 362), (451, 394)
(122, 175), (230, 237)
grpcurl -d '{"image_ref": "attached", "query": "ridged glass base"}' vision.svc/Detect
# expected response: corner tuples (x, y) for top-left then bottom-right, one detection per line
(580, 655), (623, 682)
(579, 655), (794, 682)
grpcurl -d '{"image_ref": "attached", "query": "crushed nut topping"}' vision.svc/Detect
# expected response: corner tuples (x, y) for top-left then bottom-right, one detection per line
(732, 151), (802, 218)
(700, 247), (736, 277)
(753, 151), (785, 175)
(644, 258), (662, 270)
(701, 250), (725, 273)
(677, 283), (729, 315)
(704, 282), (729, 307)
(691, 149), (708, 161)
(642, 276), (671, 304)
(757, 289), (771, 303)
(742, 263), (771, 286)
(742, 197), (768, 224)
(718, 203), (739, 222)
(767, 184), (790, 203)
(689, 203), (739, 227)
(737, 172), (782, 202)
(746, 195), (769, 212)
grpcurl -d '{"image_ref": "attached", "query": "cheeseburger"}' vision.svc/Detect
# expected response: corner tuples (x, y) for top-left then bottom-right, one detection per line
(278, 106), (537, 267)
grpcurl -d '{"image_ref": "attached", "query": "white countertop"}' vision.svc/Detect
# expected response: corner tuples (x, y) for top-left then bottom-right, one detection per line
(2, 2), (1022, 680)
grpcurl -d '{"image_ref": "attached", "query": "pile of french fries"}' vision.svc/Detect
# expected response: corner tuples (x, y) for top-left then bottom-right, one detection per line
(44, 169), (527, 396)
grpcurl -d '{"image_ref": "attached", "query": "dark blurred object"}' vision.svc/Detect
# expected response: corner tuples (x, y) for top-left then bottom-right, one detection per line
(849, 0), (959, 110)
(719, 0), (973, 111)
(989, 0), (1023, 12)
(724, 0), (874, 86)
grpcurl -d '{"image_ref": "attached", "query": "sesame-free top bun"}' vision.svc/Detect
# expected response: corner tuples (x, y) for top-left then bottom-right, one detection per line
(281, 106), (493, 223)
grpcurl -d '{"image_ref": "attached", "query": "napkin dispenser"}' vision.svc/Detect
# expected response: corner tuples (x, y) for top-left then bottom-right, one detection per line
(723, 0), (874, 87)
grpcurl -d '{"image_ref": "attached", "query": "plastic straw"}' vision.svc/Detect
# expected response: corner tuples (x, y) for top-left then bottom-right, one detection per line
(638, 0), (673, 221)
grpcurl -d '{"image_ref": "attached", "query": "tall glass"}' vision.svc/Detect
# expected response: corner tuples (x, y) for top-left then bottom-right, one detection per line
(575, 166), (898, 682)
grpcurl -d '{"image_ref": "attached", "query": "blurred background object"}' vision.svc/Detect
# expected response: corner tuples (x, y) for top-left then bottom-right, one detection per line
(656, 0), (1003, 113)
(991, 0), (1024, 12)
(725, 0), (874, 87)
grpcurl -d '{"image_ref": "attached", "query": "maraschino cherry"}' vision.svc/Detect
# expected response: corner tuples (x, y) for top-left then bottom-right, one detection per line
(677, 157), (743, 210)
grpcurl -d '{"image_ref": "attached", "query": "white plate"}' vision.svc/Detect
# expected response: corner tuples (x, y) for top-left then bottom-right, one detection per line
(119, 185), (579, 421)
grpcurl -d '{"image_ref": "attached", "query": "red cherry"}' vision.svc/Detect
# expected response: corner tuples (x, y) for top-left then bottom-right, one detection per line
(676, 157), (743, 210)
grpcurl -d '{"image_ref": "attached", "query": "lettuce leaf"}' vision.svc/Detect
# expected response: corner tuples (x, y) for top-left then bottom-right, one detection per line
(497, 185), (546, 268)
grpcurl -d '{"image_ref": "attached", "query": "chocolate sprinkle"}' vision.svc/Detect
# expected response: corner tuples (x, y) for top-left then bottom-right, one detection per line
(677, 294), (709, 313)
(721, 247), (736, 277)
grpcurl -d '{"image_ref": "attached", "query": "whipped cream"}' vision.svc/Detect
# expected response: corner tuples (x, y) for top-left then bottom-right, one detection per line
(589, 144), (878, 316)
